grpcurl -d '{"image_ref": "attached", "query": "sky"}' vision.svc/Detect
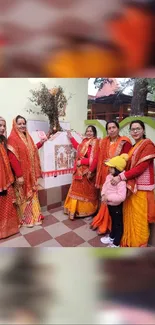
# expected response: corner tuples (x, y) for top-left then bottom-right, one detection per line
(88, 78), (133, 96)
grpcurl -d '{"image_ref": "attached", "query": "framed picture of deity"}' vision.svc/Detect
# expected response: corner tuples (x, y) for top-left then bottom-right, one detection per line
(55, 145), (76, 170)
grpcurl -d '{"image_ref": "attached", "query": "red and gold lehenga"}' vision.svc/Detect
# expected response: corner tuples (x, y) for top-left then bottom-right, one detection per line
(7, 120), (43, 227)
(64, 136), (99, 219)
(0, 137), (19, 239)
(91, 135), (132, 234)
(120, 139), (155, 247)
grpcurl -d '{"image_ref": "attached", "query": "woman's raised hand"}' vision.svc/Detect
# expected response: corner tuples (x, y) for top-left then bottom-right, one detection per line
(67, 130), (72, 138)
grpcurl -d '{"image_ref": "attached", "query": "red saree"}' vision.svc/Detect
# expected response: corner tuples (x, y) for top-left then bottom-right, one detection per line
(0, 141), (19, 239)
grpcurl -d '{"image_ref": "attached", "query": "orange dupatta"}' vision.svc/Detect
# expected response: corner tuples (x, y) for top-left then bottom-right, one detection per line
(7, 119), (42, 201)
(95, 136), (131, 189)
(126, 139), (155, 193)
(125, 139), (155, 223)
(73, 137), (99, 180)
(0, 143), (14, 193)
(0, 116), (14, 193)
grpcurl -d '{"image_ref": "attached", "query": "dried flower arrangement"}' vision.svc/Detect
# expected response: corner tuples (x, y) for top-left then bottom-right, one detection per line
(27, 83), (69, 134)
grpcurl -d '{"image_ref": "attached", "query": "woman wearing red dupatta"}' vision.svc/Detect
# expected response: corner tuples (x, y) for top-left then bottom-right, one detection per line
(0, 117), (19, 239)
(7, 115), (47, 228)
(64, 125), (99, 220)
(111, 120), (155, 247)
(90, 121), (132, 235)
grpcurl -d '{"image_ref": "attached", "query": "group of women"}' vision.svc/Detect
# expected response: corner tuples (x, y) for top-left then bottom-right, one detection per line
(1, 115), (155, 247)
(64, 120), (155, 247)
(0, 115), (47, 240)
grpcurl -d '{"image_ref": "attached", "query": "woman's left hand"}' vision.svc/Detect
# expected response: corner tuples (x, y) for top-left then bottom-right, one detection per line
(46, 131), (51, 139)
(77, 160), (81, 167)
(111, 176), (120, 186)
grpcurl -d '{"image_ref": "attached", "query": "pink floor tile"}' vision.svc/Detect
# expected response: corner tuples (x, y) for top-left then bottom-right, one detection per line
(24, 228), (52, 246)
(62, 218), (86, 230)
(42, 214), (59, 227)
(56, 231), (85, 247)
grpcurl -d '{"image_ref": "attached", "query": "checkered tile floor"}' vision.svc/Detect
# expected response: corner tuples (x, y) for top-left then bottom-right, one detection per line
(0, 207), (105, 247)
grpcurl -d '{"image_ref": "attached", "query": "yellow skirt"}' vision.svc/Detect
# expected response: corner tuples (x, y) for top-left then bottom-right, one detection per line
(121, 190), (149, 247)
(64, 193), (98, 220)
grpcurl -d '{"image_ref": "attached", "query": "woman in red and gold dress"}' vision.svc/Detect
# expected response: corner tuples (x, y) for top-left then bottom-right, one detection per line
(7, 115), (48, 228)
(64, 125), (99, 220)
(0, 117), (19, 239)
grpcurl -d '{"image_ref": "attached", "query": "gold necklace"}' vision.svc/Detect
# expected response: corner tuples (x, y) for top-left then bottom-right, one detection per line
(110, 137), (118, 144)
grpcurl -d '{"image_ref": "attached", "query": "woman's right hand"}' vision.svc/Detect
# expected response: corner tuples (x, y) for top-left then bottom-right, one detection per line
(17, 176), (24, 186)
(67, 130), (72, 139)
(111, 176), (120, 186)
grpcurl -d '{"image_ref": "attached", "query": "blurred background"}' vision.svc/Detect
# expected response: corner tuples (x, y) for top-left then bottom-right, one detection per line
(0, 248), (98, 324)
(0, 0), (154, 77)
(1, 248), (155, 324)
(97, 248), (155, 324)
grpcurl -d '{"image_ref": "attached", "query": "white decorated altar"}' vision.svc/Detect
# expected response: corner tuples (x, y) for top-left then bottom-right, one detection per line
(31, 131), (82, 189)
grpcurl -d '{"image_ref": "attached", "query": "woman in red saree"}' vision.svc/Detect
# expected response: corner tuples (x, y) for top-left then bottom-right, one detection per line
(0, 117), (19, 239)
(7, 115), (47, 228)
(91, 121), (132, 234)
(111, 120), (155, 247)
(64, 125), (99, 220)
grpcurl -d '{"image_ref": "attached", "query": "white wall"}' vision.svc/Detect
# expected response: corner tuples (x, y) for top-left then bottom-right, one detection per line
(0, 78), (88, 136)
(31, 131), (82, 189)
(97, 120), (107, 138)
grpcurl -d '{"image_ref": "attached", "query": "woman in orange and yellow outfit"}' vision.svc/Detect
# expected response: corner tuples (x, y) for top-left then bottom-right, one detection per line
(111, 120), (155, 247)
(64, 125), (99, 220)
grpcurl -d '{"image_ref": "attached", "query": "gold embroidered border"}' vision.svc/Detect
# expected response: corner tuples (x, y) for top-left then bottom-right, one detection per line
(69, 193), (97, 202)
(135, 154), (155, 167)
(89, 138), (98, 166)
(130, 139), (154, 169)
(127, 183), (137, 194)
(64, 207), (95, 218)
(7, 144), (19, 160)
